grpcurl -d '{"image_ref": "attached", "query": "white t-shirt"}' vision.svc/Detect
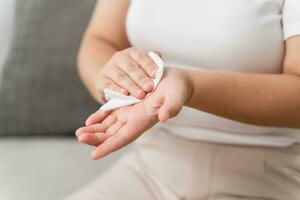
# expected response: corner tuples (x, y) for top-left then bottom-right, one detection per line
(126, 0), (300, 147)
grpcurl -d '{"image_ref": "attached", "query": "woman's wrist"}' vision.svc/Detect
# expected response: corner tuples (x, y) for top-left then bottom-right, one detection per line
(182, 68), (207, 108)
(178, 68), (196, 106)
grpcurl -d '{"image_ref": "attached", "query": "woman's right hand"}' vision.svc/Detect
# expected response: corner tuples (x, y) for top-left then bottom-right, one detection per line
(76, 67), (193, 159)
(95, 47), (160, 103)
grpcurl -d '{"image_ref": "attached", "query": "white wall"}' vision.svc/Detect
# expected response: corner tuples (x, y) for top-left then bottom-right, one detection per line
(0, 0), (15, 69)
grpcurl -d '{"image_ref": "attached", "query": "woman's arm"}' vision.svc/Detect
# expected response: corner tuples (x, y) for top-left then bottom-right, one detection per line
(76, 37), (300, 159)
(77, 0), (130, 102)
(185, 36), (300, 128)
(78, 0), (159, 103)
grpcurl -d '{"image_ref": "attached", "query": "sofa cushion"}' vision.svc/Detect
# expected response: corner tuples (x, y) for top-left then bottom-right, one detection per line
(0, 137), (127, 200)
(0, 0), (98, 135)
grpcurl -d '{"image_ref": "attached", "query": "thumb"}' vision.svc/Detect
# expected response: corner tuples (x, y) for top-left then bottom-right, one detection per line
(158, 100), (181, 123)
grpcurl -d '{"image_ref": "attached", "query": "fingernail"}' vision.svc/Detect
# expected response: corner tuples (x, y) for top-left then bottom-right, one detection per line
(134, 89), (144, 97)
(143, 81), (153, 91)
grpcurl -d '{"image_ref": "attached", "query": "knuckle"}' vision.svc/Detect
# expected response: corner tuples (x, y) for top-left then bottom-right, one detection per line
(130, 48), (145, 59)
(143, 60), (156, 70)
(116, 73), (127, 82)
(124, 64), (135, 73)
(136, 74), (147, 83)
(126, 83), (137, 91)
(135, 51), (146, 60)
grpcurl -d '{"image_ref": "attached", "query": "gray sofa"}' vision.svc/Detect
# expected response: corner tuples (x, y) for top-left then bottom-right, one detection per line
(0, 1), (128, 199)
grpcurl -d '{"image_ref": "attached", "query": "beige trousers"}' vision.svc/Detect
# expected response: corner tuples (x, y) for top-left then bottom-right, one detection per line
(64, 127), (300, 200)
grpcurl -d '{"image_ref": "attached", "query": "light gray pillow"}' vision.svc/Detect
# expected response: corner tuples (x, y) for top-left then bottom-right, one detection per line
(0, 0), (98, 135)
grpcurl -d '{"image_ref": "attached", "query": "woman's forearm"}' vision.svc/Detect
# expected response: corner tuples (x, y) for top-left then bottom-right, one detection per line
(77, 35), (119, 101)
(185, 69), (300, 128)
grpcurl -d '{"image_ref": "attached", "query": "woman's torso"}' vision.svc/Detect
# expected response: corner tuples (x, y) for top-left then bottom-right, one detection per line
(126, 0), (300, 146)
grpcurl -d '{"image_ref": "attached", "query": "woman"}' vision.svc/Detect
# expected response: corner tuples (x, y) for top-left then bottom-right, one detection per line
(66, 0), (300, 199)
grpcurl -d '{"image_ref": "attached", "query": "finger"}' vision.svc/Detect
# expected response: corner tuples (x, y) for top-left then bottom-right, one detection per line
(91, 115), (117, 132)
(78, 132), (109, 146)
(79, 115), (117, 137)
(97, 78), (129, 104)
(103, 78), (129, 96)
(76, 124), (106, 137)
(76, 126), (94, 137)
(117, 55), (154, 92)
(91, 123), (137, 160)
(91, 134), (126, 160)
(85, 110), (111, 126)
(108, 66), (145, 99)
(129, 49), (159, 78)
(80, 119), (125, 147)
(106, 120), (126, 136)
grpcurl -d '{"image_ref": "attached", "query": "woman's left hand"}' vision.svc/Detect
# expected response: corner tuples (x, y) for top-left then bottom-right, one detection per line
(75, 67), (193, 160)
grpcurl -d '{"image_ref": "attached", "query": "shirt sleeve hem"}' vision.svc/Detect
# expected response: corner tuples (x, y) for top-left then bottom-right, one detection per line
(283, 20), (300, 40)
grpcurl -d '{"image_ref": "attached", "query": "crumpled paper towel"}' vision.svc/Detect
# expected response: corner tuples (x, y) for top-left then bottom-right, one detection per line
(99, 51), (164, 112)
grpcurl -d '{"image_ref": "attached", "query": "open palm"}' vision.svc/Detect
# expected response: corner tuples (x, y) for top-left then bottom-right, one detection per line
(76, 68), (191, 160)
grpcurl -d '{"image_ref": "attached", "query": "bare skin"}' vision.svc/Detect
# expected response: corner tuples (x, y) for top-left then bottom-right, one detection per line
(77, 0), (300, 159)
(76, 67), (192, 159)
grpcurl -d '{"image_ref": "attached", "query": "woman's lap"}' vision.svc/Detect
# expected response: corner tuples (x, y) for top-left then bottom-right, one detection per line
(63, 128), (300, 200)
(63, 152), (160, 200)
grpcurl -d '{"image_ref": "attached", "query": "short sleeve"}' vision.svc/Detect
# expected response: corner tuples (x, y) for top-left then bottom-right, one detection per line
(282, 0), (300, 40)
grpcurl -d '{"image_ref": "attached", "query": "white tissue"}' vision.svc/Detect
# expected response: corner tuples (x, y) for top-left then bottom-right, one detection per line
(99, 52), (164, 112)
